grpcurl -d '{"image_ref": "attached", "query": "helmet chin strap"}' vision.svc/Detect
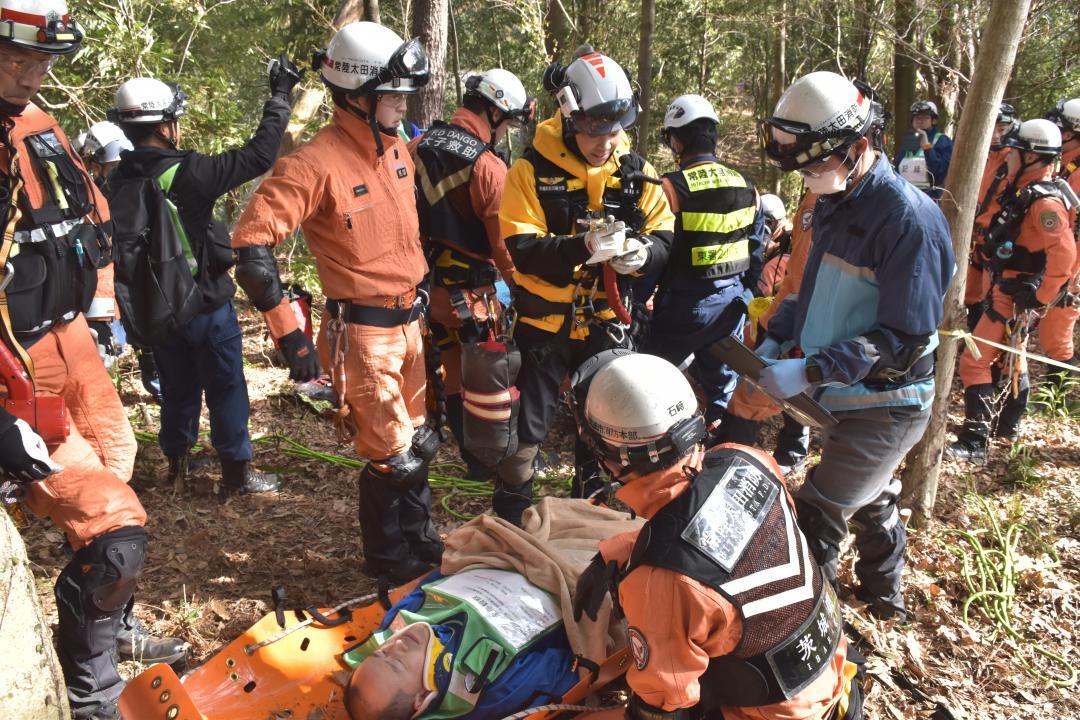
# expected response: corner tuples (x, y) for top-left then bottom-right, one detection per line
(153, 128), (177, 150)
(345, 92), (400, 157)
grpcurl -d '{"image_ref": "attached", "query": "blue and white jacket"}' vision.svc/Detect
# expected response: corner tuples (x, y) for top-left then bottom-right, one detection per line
(767, 155), (955, 412)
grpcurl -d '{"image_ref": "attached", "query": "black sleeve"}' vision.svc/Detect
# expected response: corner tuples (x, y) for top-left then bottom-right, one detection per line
(505, 231), (592, 285)
(176, 96), (291, 201)
(640, 228), (673, 276)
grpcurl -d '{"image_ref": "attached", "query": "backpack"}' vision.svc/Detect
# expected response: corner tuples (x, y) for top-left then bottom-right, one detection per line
(105, 163), (202, 346)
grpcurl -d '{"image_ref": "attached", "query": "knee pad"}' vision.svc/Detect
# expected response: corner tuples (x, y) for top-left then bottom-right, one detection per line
(59, 526), (146, 619)
(411, 425), (441, 463)
(366, 450), (425, 489)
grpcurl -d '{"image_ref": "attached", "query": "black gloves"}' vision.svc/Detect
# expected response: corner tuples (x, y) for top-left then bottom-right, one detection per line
(277, 329), (321, 382)
(0, 411), (57, 482)
(1011, 284), (1044, 312)
(572, 553), (620, 622)
(88, 320), (119, 368)
(268, 54), (304, 100)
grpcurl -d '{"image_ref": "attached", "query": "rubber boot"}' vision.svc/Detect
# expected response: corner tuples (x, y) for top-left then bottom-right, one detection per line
(945, 384), (995, 465)
(995, 374), (1029, 441)
(493, 476), (534, 527)
(358, 465), (433, 583)
(219, 459), (281, 496)
(851, 491), (908, 622)
(116, 597), (188, 667)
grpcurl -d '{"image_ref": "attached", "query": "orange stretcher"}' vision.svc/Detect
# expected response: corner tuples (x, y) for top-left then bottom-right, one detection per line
(118, 578), (630, 720)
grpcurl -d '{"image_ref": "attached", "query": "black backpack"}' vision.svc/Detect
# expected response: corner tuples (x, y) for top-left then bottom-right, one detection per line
(105, 163), (202, 346)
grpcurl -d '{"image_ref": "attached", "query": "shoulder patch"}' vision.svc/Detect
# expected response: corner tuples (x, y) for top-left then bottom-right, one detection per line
(1040, 210), (1060, 230)
(800, 207), (814, 231)
(627, 627), (650, 671)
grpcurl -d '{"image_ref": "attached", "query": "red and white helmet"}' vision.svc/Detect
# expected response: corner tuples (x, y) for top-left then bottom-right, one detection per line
(760, 71), (875, 171)
(108, 77), (188, 125)
(314, 21), (429, 95)
(0, 0), (81, 55)
(552, 53), (638, 136)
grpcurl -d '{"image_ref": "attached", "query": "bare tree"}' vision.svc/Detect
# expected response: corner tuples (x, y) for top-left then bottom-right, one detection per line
(892, 0), (917, 156)
(0, 509), (69, 719)
(409, 0), (450, 128)
(634, 0), (655, 156)
(899, 0), (1034, 527)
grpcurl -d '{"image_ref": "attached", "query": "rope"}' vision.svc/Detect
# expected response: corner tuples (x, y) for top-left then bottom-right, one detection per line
(944, 493), (1076, 688)
(497, 703), (623, 720)
(941, 328), (1080, 374)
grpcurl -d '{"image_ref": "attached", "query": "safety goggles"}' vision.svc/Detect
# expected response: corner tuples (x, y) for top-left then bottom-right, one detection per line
(569, 97), (638, 136)
(0, 49), (55, 76)
(360, 37), (431, 94)
(758, 117), (854, 172)
(506, 97), (537, 126)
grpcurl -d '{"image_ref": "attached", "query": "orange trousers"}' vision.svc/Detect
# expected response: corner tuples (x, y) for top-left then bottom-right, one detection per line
(317, 318), (427, 460)
(964, 261), (990, 306)
(1036, 272), (1079, 362)
(959, 287), (1028, 387)
(19, 315), (144, 550)
(427, 284), (500, 396)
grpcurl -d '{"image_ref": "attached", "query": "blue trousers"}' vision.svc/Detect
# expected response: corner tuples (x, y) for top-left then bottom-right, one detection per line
(644, 282), (746, 425)
(153, 301), (252, 462)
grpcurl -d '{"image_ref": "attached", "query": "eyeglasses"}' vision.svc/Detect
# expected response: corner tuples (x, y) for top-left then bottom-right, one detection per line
(0, 51), (57, 77)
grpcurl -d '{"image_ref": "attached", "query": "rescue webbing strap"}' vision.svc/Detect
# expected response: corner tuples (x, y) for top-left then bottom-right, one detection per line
(0, 129), (32, 380)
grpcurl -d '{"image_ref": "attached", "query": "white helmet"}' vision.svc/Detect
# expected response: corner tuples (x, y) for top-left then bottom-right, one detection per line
(79, 121), (132, 163)
(464, 68), (535, 123)
(1004, 118), (1062, 157)
(551, 53), (638, 136)
(0, 0), (81, 55)
(759, 194), (786, 222)
(108, 78), (188, 125)
(315, 21), (428, 95)
(910, 100), (938, 119)
(581, 353), (705, 473)
(663, 94), (719, 130)
(760, 71), (875, 171)
(1052, 98), (1080, 132)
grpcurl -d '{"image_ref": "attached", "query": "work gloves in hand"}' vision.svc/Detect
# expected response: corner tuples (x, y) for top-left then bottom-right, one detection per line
(88, 320), (119, 369)
(573, 553), (621, 622)
(758, 358), (812, 399)
(755, 336), (782, 361)
(584, 220), (627, 260)
(277, 329), (321, 382)
(913, 129), (930, 149)
(269, 54), (304, 100)
(610, 245), (649, 275)
(0, 415), (60, 482)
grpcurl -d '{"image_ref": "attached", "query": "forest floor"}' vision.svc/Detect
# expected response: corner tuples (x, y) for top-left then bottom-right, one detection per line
(20, 299), (1080, 720)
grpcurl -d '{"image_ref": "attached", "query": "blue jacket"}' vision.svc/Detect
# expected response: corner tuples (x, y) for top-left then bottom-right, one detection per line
(768, 155), (955, 411)
(382, 573), (579, 720)
(895, 126), (953, 194)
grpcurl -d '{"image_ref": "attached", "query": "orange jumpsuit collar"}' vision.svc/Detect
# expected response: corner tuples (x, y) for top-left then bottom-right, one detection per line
(331, 105), (401, 161)
(613, 446), (704, 519)
(450, 107), (494, 145)
(1015, 162), (1054, 188)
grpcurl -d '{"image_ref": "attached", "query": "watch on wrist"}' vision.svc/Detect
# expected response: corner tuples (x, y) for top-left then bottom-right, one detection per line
(805, 357), (824, 384)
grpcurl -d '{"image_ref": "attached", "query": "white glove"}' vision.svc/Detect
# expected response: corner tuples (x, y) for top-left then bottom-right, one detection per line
(913, 129), (929, 148)
(609, 245), (649, 275)
(0, 418), (61, 482)
(585, 221), (627, 264)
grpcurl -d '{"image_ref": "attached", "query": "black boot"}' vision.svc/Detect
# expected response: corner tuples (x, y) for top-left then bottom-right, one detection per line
(773, 415), (810, 475)
(493, 476), (534, 527)
(945, 384), (995, 465)
(220, 459), (281, 496)
(995, 375), (1029, 441)
(851, 495), (908, 622)
(358, 464), (433, 583)
(55, 527), (145, 719)
(117, 597), (188, 667)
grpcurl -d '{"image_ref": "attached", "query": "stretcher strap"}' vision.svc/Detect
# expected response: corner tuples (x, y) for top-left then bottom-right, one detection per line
(941, 328), (1080, 374)
(243, 590), (378, 656)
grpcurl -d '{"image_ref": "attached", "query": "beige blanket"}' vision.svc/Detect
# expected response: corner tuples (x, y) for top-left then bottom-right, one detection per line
(441, 497), (643, 670)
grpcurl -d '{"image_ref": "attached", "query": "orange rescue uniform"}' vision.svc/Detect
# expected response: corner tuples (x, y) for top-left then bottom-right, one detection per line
(597, 445), (851, 720)
(965, 148), (1017, 307)
(726, 192), (817, 422)
(1, 103), (142, 550)
(232, 107), (428, 459)
(960, 164), (1077, 387)
(1036, 147), (1080, 361)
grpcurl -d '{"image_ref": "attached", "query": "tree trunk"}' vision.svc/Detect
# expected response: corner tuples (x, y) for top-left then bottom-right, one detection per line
(0, 509), (69, 718)
(364, 0), (380, 24)
(278, 0), (366, 156)
(899, 0), (1033, 528)
(768, 0), (787, 191)
(892, 0), (917, 158)
(409, 0), (449, 128)
(634, 0), (655, 156)
(544, 0), (569, 60)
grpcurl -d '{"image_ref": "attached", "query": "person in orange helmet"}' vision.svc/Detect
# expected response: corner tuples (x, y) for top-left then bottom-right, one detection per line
(570, 352), (864, 720)
(410, 68), (534, 481)
(948, 119), (1077, 464)
(231, 21), (441, 584)
(0, 2), (184, 716)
